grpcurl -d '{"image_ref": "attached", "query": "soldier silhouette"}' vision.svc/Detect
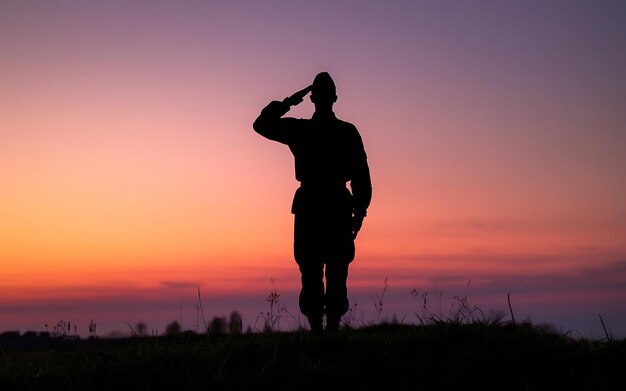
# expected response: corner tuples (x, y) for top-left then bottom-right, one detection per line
(253, 72), (372, 331)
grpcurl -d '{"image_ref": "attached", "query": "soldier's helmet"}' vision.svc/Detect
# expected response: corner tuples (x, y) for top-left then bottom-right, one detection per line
(312, 72), (336, 99)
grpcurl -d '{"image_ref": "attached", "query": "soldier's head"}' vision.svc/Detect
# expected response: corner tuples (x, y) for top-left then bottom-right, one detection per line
(310, 72), (337, 111)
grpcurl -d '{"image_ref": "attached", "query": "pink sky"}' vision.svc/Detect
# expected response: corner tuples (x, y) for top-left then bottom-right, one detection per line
(1, 1), (625, 339)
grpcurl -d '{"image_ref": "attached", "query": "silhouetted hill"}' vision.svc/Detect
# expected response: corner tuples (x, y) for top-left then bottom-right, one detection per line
(1, 324), (625, 390)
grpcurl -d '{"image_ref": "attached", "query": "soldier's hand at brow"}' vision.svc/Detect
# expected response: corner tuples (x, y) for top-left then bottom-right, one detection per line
(283, 85), (313, 107)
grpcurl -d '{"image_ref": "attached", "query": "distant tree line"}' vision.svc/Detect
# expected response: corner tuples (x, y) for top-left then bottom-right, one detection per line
(164, 311), (244, 336)
(0, 310), (245, 350)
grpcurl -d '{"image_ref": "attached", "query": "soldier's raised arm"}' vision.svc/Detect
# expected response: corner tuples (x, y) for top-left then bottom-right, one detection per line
(253, 85), (312, 144)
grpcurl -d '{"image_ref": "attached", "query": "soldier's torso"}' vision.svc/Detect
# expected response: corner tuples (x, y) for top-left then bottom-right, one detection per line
(288, 117), (358, 185)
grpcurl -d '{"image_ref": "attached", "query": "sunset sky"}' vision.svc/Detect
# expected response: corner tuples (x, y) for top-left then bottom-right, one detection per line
(1, 1), (625, 339)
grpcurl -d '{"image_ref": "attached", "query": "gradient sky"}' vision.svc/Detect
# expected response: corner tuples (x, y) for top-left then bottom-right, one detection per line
(1, 0), (625, 339)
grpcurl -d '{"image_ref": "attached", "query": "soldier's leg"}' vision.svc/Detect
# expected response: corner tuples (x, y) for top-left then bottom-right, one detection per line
(294, 212), (324, 331)
(298, 257), (324, 331)
(324, 196), (355, 331)
(324, 258), (351, 330)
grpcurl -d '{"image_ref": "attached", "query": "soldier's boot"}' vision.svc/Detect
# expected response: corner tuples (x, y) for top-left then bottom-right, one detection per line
(326, 315), (341, 332)
(307, 315), (323, 332)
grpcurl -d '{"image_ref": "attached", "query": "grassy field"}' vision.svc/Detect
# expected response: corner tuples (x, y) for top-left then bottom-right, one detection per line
(1, 321), (625, 391)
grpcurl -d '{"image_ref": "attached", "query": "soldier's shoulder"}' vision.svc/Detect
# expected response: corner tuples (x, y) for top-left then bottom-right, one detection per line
(282, 117), (310, 126)
(335, 118), (359, 132)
